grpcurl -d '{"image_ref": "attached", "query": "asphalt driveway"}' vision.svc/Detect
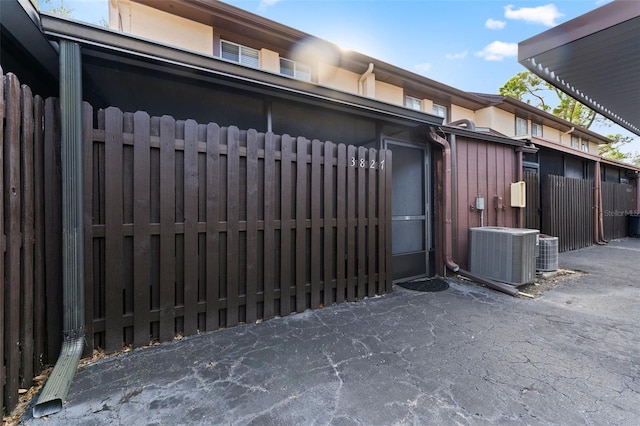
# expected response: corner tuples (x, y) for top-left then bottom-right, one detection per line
(22, 238), (640, 425)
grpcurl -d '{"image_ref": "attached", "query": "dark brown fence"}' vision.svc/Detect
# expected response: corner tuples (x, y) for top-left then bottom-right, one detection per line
(523, 170), (540, 230)
(84, 107), (392, 354)
(602, 181), (634, 240)
(541, 175), (594, 252)
(1, 71), (59, 415)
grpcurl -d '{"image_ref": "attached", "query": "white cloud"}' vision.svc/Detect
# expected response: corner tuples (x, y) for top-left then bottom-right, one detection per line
(485, 18), (506, 30)
(414, 63), (432, 73)
(504, 4), (564, 27)
(475, 41), (518, 61)
(445, 51), (468, 60)
(259, 0), (282, 10)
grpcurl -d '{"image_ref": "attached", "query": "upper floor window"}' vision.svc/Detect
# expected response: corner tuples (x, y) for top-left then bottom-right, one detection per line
(433, 103), (447, 122)
(280, 58), (311, 81)
(531, 122), (543, 137)
(404, 96), (422, 111)
(221, 40), (259, 67)
(515, 117), (528, 136)
(581, 140), (589, 152)
(571, 135), (580, 149)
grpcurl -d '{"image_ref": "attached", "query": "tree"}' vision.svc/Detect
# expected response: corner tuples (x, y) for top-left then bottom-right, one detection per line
(599, 134), (633, 161)
(32, 0), (73, 18)
(499, 71), (598, 129)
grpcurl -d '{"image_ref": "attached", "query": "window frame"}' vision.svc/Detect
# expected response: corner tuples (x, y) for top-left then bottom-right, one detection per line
(515, 116), (528, 136)
(531, 122), (543, 137)
(279, 57), (311, 81)
(433, 103), (447, 122)
(404, 95), (422, 111)
(220, 40), (260, 67)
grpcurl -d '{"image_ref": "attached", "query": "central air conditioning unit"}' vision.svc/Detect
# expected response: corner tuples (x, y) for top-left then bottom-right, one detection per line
(536, 235), (559, 272)
(469, 227), (539, 285)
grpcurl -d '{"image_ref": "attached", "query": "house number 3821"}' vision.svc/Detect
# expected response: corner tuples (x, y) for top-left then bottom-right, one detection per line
(350, 157), (385, 170)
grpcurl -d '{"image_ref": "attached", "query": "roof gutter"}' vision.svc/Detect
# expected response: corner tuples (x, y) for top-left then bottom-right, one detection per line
(33, 39), (85, 418)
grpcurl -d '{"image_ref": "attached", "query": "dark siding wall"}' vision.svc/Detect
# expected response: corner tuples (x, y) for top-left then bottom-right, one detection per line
(452, 136), (518, 269)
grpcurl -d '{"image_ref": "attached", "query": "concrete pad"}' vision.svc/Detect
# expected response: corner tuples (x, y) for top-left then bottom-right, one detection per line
(21, 239), (640, 425)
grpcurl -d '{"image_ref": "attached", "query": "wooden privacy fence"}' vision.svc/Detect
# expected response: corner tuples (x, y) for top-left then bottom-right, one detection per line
(541, 175), (594, 252)
(85, 107), (392, 354)
(1, 71), (62, 415)
(523, 170), (540, 230)
(602, 181), (634, 240)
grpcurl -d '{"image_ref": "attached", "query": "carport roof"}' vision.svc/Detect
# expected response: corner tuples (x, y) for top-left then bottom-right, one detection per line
(518, 0), (640, 136)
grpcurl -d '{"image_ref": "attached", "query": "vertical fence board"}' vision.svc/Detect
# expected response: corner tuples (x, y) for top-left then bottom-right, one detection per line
(226, 127), (240, 326)
(4, 73), (21, 411)
(384, 150), (393, 293)
(104, 107), (124, 352)
(263, 133), (276, 318)
(205, 124), (221, 331)
(357, 146), (366, 300)
(336, 144), (347, 303)
(295, 137), (308, 312)
(310, 140), (321, 309)
(159, 115), (176, 341)
(323, 142), (334, 306)
(20, 84), (35, 389)
(280, 135), (292, 315)
(81, 103), (94, 355)
(133, 111), (151, 347)
(183, 120), (199, 335)
(377, 149), (387, 294)
(245, 130), (259, 323)
(367, 148), (376, 298)
(43, 98), (63, 364)
(33, 96), (46, 370)
(346, 145), (356, 302)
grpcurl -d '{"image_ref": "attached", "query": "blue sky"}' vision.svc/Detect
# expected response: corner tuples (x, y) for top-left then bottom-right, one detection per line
(41, 0), (639, 155)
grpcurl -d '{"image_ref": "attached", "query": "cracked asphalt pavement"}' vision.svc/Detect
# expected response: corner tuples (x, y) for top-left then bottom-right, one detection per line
(22, 238), (640, 425)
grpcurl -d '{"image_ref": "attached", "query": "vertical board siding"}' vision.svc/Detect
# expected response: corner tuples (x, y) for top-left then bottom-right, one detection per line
(452, 137), (518, 268)
(541, 175), (594, 252)
(84, 110), (391, 354)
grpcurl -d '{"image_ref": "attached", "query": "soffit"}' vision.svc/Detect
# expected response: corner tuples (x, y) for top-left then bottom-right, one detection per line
(518, 0), (640, 136)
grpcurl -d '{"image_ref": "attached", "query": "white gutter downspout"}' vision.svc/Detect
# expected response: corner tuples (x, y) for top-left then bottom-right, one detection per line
(358, 63), (374, 96)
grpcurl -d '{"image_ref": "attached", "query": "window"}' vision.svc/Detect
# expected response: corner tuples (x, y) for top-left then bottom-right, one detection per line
(221, 40), (259, 67)
(532, 122), (543, 137)
(581, 140), (589, 152)
(571, 135), (580, 149)
(404, 96), (422, 111)
(433, 103), (447, 122)
(280, 58), (311, 81)
(515, 117), (528, 136)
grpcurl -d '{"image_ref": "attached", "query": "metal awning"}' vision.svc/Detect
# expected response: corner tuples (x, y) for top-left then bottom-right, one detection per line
(518, 0), (640, 136)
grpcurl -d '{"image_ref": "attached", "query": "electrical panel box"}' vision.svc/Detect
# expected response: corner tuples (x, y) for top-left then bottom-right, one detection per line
(510, 181), (526, 208)
(475, 197), (485, 210)
(469, 227), (539, 285)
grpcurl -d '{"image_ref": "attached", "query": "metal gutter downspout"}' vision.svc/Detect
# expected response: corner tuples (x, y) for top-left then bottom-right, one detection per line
(33, 40), (85, 418)
(358, 63), (374, 96)
(427, 128), (520, 297)
(426, 128), (459, 273)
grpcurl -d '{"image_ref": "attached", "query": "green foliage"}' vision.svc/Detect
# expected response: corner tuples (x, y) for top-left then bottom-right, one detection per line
(599, 134), (633, 161)
(32, 0), (73, 18)
(499, 71), (597, 129)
